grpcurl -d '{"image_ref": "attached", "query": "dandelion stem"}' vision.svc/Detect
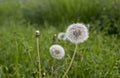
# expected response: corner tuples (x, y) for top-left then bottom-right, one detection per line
(36, 37), (42, 78)
(62, 44), (78, 78)
(50, 34), (56, 78)
(51, 59), (55, 78)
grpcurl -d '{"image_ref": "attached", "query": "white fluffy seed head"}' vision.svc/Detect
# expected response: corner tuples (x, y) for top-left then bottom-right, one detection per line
(49, 44), (65, 59)
(58, 32), (67, 40)
(65, 23), (89, 44)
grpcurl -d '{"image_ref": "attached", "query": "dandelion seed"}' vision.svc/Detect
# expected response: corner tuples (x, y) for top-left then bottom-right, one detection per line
(65, 23), (89, 44)
(58, 32), (66, 40)
(50, 44), (65, 59)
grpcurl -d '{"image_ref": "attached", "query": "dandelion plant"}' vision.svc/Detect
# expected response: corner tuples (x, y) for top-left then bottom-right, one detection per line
(62, 23), (89, 78)
(36, 30), (42, 78)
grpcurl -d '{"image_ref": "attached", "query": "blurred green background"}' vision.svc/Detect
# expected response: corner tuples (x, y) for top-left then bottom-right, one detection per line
(0, 0), (120, 78)
(0, 0), (120, 35)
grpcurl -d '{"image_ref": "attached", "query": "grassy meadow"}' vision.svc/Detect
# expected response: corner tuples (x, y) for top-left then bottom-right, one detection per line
(0, 0), (120, 78)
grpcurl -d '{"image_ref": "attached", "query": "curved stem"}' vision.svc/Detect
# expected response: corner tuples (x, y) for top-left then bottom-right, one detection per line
(62, 44), (78, 78)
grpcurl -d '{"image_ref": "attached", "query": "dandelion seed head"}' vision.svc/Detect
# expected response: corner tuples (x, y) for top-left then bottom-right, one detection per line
(58, 32), (67, 40)
(49, 44), (65, 59)
(65, 23), (89, 44)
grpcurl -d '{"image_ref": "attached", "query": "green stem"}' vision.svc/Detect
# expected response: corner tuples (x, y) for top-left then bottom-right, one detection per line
(51, 59), (55, 78)
(62, 44), (78, 78)
(36, 37), (42, 78)
(50, 34), (56, 78)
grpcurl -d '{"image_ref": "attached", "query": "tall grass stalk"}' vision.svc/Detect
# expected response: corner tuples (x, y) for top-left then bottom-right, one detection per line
(15, 34), (19, 78)
(27, 50), (33, 64)
(62, 44), (78, 78)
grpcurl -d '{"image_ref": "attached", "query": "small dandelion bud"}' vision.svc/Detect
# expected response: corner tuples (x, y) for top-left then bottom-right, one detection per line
(58, 32), (67, 40)
(42, 72), (46, 77)
(36, 30), (40, 37)
(52, 34), (57, 43)
(65, 23), (89, 44)
(87, 24), (90, 29)
(49, 44), (65, 59)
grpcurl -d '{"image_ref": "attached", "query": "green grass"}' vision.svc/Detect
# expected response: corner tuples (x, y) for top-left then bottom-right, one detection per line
(0, 23), (120, 78)
(0, 0), (120, 78)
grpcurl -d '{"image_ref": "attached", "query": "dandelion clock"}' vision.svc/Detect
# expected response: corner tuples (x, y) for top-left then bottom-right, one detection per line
(65, 23), (89, 44)
(49, 44), (65, 60)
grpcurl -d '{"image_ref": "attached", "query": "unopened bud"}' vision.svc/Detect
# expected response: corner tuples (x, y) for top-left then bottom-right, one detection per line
(36, 30), (40, 37)
(52, 34), (57, 44)
(42, 72), (46, 77)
